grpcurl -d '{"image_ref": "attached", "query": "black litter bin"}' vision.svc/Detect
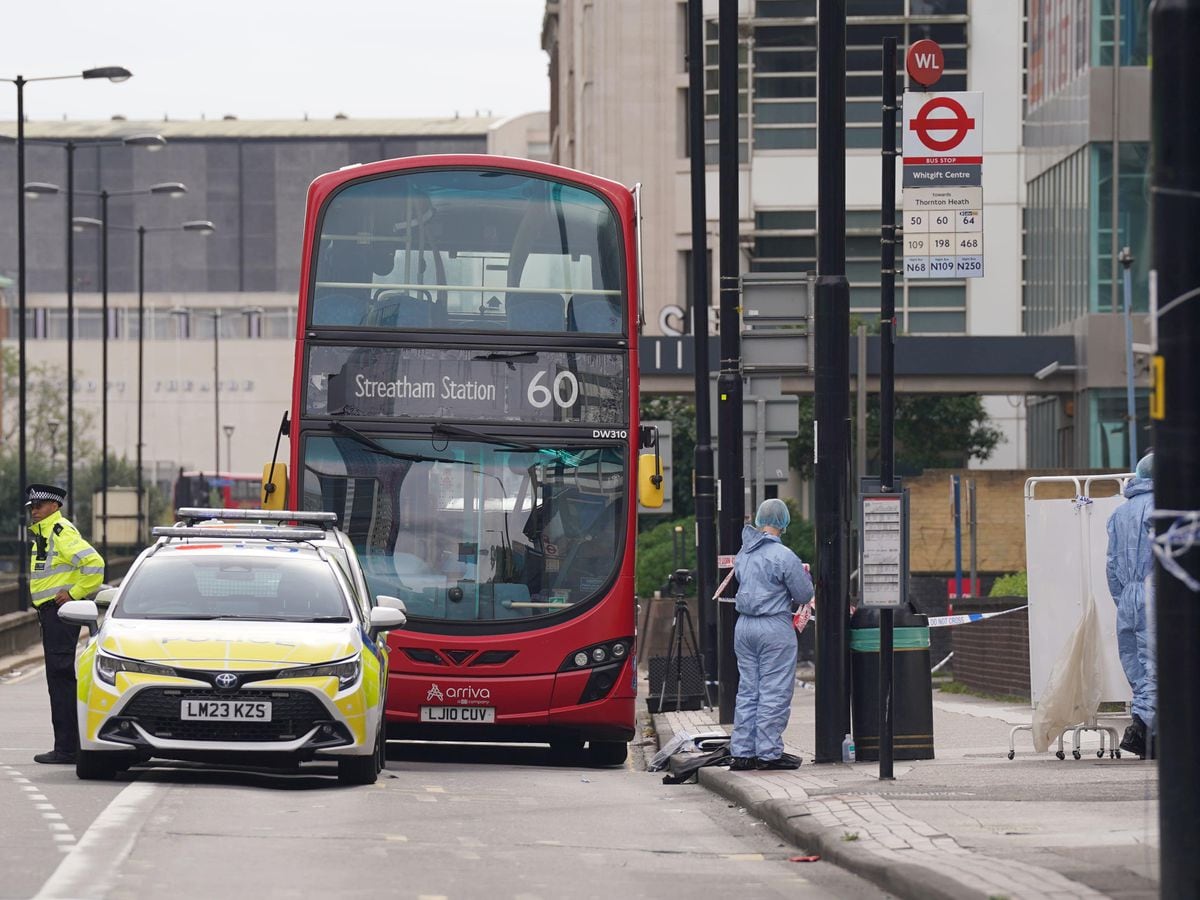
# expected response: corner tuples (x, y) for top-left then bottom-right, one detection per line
(850, 605), (934, 760)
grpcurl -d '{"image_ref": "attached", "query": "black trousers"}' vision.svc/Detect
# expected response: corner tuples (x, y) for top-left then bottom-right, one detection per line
(37, 603), (81, 753)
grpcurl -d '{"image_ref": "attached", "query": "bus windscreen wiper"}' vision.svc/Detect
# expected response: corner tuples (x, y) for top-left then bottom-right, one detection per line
(431, 421), (583, 466)
(473, 351), (538, 363)
(431, 421), (543, 453)
(331, 421), (454, 464)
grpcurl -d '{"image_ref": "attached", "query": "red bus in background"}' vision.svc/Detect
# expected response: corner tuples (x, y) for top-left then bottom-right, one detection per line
(173, 471), (263, 511)
(281, 155), (657, 765)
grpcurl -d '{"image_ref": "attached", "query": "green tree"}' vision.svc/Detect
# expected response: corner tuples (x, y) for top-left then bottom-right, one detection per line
(0, 347), (99, 538)
(788, 393), (1002, 479)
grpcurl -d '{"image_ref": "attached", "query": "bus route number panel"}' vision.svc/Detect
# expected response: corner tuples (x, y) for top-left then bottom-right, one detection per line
(305, 345), (628, 426)
(901, 186), (983, 280)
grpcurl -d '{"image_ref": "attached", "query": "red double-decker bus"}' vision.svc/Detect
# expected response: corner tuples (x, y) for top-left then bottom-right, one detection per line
(276, 155), (660, 765)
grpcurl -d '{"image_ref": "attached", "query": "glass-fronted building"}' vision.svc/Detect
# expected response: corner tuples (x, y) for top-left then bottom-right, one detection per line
(1024, 0), (1153, 468)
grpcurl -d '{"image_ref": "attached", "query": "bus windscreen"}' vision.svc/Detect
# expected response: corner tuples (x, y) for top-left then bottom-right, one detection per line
(308, 169), (626, 335)
(300, 435), (625, 624)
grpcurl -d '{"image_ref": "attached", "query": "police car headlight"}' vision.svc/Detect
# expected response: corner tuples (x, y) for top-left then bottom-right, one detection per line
(279, 657), (360, 690)
(96, 652), (176, 687)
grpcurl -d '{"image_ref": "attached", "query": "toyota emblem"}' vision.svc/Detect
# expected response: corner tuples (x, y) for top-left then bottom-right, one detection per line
(214, 672), (239, 690)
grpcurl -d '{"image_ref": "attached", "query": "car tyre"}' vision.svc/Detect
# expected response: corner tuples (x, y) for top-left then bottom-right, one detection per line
(76, 750), (117, 781)
(339, 725), (383, 785)
(374, 724), (387, 775)
(587, 740), (628, 767)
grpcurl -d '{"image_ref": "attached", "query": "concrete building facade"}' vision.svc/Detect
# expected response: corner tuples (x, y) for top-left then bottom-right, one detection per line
(1022, 0), (1152, 469)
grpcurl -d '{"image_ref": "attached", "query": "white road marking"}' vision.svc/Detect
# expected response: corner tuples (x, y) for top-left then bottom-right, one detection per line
(3, 767), (79, 854)
(34, 780), (163, 900)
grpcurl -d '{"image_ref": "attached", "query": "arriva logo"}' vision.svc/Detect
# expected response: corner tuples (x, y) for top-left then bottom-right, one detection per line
(592, 429), (628, 439)
(425, 683), (492, 702)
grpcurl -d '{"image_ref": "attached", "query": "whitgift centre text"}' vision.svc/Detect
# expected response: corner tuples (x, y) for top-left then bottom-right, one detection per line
(354, 374), (497, 401)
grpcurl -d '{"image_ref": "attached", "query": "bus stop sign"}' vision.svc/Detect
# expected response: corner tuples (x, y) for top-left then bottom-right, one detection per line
(906, 39), (944, 87)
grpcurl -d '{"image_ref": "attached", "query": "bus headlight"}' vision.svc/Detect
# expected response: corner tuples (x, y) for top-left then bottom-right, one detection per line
(559, 639), (633, 671)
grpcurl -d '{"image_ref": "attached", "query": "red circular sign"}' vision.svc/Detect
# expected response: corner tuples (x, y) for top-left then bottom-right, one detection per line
(908, 96), (975, 153)
(906, 39), (944, 87)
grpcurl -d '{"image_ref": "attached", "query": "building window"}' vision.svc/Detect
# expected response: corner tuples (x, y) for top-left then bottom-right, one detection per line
(747, 3), (968, 154)
(1091, 142), (1151, 315)
(1089, 388), (1151, 470)
(749, 207), (966, 334)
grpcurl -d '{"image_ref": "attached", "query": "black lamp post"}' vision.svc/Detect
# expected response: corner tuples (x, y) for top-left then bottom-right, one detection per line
(18, 133), (165, 513)
(58, 181), (187, 561)
(4, 64), (131, 609)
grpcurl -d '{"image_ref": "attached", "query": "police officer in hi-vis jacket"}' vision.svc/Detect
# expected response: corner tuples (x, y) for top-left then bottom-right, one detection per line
(26, 484), (104, 764)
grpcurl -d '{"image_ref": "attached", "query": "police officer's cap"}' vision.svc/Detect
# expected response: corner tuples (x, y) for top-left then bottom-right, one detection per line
(24, 483), (66, 508)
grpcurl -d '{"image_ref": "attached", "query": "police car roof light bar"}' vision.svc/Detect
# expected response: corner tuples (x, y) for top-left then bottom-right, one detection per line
(152, 525), (328, 543)
(175, 507), (338, 527)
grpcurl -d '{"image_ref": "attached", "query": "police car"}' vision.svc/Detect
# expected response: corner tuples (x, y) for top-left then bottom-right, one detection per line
(58, 508), (407, 785)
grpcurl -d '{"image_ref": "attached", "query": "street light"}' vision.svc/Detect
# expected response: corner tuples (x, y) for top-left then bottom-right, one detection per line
(10, 132), (165, 513)
(74, 219), (214, 542)
(62, 181), (188, 561)
(224, 425), (235, 475)
(170, 307), (222, 478)
(4, 64), (131, 608)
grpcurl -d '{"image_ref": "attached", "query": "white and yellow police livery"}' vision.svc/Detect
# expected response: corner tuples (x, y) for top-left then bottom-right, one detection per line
(59, 509), (407, 785)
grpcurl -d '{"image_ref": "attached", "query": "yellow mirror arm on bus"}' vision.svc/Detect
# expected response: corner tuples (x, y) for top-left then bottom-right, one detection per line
(638, 452), (664, 509)
(261, 463), (288, 511)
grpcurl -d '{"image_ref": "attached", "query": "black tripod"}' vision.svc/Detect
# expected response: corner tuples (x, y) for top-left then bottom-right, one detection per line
(653, 569), (713, 712)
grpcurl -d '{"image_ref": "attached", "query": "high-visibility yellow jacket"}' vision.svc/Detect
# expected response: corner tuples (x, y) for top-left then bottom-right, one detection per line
(28, 510), (105, 609)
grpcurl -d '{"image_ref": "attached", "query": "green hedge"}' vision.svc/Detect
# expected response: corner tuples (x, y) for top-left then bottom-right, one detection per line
(988, 571), (1028, 598)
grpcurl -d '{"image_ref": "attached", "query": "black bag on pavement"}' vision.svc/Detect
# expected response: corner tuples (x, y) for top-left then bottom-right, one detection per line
(661, 744), (732, 785)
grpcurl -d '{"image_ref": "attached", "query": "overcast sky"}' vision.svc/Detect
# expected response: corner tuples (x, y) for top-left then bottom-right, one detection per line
(2, 0), (550, 123)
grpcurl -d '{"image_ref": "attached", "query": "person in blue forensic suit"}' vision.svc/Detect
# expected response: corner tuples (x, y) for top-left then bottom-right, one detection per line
(1105, 452), (1157, 759)
(729, 498), (814, 771)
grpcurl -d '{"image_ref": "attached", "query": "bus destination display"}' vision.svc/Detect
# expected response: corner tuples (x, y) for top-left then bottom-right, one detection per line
(306, 345), (627, 425)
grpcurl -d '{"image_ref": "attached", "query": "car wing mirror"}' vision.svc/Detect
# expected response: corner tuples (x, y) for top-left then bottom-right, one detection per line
(58, 599), (100, 628)
(368, 605), (406, 638)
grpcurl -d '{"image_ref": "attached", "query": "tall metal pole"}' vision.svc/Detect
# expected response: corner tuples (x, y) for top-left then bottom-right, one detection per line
(687, 0), (719, 699)
(66, 142), (76, 513)
(1151, 2), (1200, 894)
(16, 76), (29, 610)
(136, 226), (146, 544)
(213, 312), (221, 475)
(715, 0), (745, 724)
(100, 190), (110, 566)
(814, 0), (851, 763)
(877, 36), (899, 781)
(1119, 247), (1138, 467)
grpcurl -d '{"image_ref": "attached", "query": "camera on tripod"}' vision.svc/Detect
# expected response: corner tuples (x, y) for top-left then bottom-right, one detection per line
(668, 568), (693, 598)
(647, 567), (710, 712)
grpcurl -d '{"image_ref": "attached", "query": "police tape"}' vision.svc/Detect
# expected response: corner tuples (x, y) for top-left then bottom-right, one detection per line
(926, 605), (1028, 628)
(802, 603), (1028, 632)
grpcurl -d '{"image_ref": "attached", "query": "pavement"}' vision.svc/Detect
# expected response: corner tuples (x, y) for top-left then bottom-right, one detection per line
(650, 671), (1160, 900)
